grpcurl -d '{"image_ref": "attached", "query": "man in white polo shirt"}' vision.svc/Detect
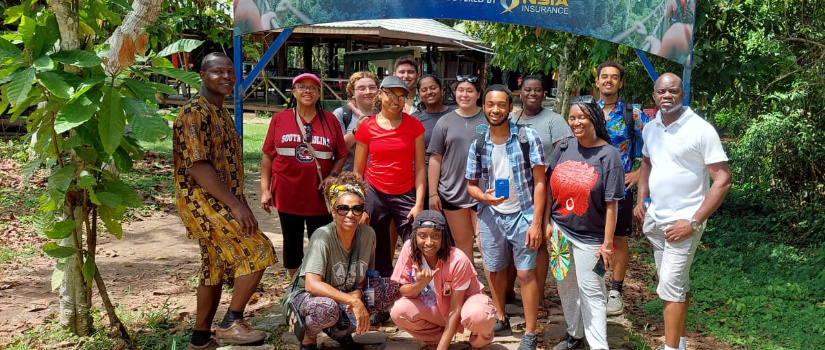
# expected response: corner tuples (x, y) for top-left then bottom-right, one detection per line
(633, 73), (732, 350)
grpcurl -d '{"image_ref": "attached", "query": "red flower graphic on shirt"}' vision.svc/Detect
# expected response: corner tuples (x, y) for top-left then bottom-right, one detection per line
(551, 160), (598, 217)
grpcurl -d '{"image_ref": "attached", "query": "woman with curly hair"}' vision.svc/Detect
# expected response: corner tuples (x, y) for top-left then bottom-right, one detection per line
(286, 172), (401, 350)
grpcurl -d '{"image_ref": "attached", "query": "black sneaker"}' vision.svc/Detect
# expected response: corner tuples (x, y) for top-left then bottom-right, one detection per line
(337, 335), (365, 350)
(370, 311), (391, 326)
(493, 316), (512, 337)
(299, 343), (318, 350)
(552, 333), (584, 350)
(517, 333), (538, 350)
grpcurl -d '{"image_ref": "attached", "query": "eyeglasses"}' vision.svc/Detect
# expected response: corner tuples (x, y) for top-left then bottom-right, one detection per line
(381, 89), (408, 103)
(569, 95), (595, 104)
(304, 124), (312, 142)
(294, 84), (320, 93)
(335, 204), (365, 216)
(456, 75), (479, 83)
(355, 85), (378, 93)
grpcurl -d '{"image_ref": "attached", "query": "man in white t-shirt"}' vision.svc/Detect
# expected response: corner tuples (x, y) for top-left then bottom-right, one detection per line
(633, 73), (732, 350)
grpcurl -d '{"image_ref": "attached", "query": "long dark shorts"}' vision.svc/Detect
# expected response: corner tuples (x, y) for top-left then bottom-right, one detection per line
(365, 185), (416, 276)
(277, 211), (333, 269)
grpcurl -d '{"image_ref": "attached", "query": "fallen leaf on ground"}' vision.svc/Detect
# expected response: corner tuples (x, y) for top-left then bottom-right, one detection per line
(153, 285), (189, 295)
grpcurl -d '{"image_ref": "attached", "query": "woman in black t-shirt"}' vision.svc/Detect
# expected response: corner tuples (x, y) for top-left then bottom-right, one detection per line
(543, 97), (624, 350)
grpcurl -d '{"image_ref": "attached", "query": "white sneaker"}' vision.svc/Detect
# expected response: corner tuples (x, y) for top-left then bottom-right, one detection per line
(606, 290), (624, 316)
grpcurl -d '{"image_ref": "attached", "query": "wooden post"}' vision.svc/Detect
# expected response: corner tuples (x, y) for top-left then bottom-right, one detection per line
(344, 35), (353, 78)
(303, 41), (312, 72)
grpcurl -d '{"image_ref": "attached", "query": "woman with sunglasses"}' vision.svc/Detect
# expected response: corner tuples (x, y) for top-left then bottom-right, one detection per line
(543, 97), (624, 350)
(390, 210), (495, 350)
(261, 73), (348, 278)
(427, 75), (486, 262)
(333, 71), (380, 171)
(288, 172), (400, 350)
(353, 76), (427, 278)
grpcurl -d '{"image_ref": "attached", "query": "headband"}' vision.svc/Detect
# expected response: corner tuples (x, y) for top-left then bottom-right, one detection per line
(328, 184), (365, 211)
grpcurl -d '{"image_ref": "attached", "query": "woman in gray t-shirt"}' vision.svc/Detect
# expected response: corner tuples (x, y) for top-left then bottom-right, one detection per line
(427, 76), (487, 263)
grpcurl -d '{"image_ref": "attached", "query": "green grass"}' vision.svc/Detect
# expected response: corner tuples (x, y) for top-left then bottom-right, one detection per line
(638, 189), (825, 349)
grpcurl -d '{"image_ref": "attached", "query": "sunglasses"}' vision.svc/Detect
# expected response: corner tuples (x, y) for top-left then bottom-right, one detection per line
(569, 95), (595, 104)
(303, 123), (312, 143)
(335, 204), (365, 216)
(456, 75), (479, 83)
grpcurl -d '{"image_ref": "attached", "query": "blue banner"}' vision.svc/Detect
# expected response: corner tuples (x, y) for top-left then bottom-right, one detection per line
(234, 0), (696, 65)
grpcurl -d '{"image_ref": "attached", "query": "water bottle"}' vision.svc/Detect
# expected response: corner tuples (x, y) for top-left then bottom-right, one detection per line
(364, 270), (379, 307)
(410, 270), (438, 308)
(644, 197), (651, 210)
(339, 303), (357, 326)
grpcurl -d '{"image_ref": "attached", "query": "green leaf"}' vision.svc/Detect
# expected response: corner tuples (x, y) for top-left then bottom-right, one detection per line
(33, 55), (54, 70)
(122, 78), (159, 102)
(99, 86), (125, 155)
(95, 191), (122, 208)
(81, 258), (96, 287)
(148, 81), (178, 96)
(37, 71), (73, 99)
(43, 242), (78, 259)
(112, 146), (134, 173)
(149, 67), (201, 88)
(72, 76), (106, 100)
(55, 90), (101, 133)
(45, 220), (76, 240)
(0, 37), (22, 60)
(156, 39), (204, 58)
(7, 67), (35, 105)
(31, 13), (59, 59)
(122, 97), (156, 118)
(47, 164), (77, 202)
(98, 206), (124, 239)
(51, 259), (66, 291)
(102, 179), (142, 208)
(150, 56), (175, 68)
(32, 210), (55, 236)
(17, 16), (35, 42)
(51, 50), (103, 68)
(131, 114), (170, 142)
(76, 171), (96, 190)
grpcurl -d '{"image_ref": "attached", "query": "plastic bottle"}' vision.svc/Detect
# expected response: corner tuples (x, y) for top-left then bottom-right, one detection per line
(410, 270), (438, 308)
(339, 303), (357, 326)
(644, 197), (651, 210)
(364, 270), (379, 307)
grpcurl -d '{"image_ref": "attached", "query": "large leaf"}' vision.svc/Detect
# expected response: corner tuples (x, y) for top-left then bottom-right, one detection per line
(131, 114), (170, 142)
(149, 67), (201, 88)
(31, 12), (59, 59)
(122, 78), (159, 102)
(45, 220), (76, 240)
(95, 191), (122, 208)
(51, 259), (66, 291)
(37, 71), (73, 99)
(81, 258), (95, 287)
(102, 179), (142, 208)
(112, 146), (134, 173)
(99, 86), (125, 155)
(32, 210), (55, 237)
(98, 206), (124, 239)
(47, 164), (77, 203)
(51, 50), (103, 68)
(0, 37), (22, 60)
(122, 96), (156, 118)
(43, 242), (78, 259)
(17, 16), (35, 42)
(72, 76), (106, 100)
(148, 81), (178, 96)
(55, 90), (101, 133)
(7, 67), (35, 105)
(156, 39), (204, 58)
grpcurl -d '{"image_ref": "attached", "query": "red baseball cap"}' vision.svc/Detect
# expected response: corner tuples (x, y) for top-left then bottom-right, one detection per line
(293, 73), (321, 86)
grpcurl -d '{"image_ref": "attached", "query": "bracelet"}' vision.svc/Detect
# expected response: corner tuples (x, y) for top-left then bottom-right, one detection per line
(429, 193), (438, 198)
(601, 246), (614, 253)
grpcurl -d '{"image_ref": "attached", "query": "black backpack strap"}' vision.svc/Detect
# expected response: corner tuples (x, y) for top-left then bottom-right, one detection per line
(624, 104), (637, 161)
(342, 107), (353, 132)
(474, 132), (487, 186)
(517, 125), (534, 189)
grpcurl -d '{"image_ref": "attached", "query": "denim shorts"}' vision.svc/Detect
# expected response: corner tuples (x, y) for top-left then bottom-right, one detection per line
(477, 205), (537, 272)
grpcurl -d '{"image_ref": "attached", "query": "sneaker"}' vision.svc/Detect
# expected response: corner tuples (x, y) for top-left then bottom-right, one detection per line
(299, 343), (318, 350)
(517, 333), (538, 350)
(552, 333), (584, 350)
(215, 319), (267, 345)
(185, 339), (219, 350)
(337, 334), (365, 350)
(493, 316), (512, 337)
(371, 311), (391, 326)
(606, 290), (624, 316)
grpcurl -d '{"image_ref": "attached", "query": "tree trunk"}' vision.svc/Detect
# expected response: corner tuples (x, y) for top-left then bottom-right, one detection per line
(102, 0), (164, 76)
(556, 45), (570, 117)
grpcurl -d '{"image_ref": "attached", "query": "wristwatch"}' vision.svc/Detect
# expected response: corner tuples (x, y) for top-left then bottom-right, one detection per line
(329, 171), (339, 178)
(689, 219), (701, 230)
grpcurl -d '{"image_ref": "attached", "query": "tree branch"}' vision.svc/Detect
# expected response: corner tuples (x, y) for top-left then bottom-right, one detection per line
(102, 0), (164, 77)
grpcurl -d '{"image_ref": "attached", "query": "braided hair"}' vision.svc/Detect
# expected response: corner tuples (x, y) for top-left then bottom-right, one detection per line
(288, 77), (335, 147)
(572, 101), (613, 146)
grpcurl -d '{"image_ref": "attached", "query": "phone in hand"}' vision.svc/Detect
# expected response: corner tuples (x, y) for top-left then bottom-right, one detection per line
(592, 255), (606, 277)
(494, 178), (509, 198)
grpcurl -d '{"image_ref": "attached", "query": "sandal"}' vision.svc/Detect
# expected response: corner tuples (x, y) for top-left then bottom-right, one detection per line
(536, 305), (549, 319)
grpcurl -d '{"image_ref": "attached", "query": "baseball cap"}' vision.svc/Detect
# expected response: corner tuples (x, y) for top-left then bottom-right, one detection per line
(292, 72), (321, 86)
(379, 76), (409, 93)
(413, 210), (447, 231)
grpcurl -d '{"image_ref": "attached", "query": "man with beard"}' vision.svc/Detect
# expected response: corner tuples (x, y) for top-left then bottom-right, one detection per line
(466, 84), (546, 350)
(633, 73), (731, 350)
(173, 53), (277, 349)
(595, 61), (650, 316)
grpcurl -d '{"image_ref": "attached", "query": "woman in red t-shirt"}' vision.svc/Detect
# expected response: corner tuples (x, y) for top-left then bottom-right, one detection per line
(353, 76), (426, 278)
(261, 73), (348, 278)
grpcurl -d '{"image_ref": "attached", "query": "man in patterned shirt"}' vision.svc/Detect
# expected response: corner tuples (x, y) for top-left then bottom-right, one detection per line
(596, 61), (651, 316)
(173, 52), (277, 350)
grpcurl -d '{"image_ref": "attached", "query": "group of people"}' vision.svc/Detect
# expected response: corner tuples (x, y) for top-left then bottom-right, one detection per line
(173, 53), (731, 350)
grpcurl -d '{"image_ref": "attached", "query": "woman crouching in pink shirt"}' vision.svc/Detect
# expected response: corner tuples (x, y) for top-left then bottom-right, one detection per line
(390, 210), (495, 350)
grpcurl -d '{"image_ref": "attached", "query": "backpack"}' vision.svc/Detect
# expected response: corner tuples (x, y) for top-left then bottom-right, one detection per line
(623, 103), (644, 161)
(473, 125), (534, 191)
(341, 106), (353, 131)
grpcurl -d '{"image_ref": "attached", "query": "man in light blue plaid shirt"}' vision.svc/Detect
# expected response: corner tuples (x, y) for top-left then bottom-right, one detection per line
(465, 84), (546, 350)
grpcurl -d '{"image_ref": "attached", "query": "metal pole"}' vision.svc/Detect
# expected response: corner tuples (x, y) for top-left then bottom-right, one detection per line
(633, 48), (659, 83)
(234, 35), (243, 137)
(241, 29), (295, 90)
